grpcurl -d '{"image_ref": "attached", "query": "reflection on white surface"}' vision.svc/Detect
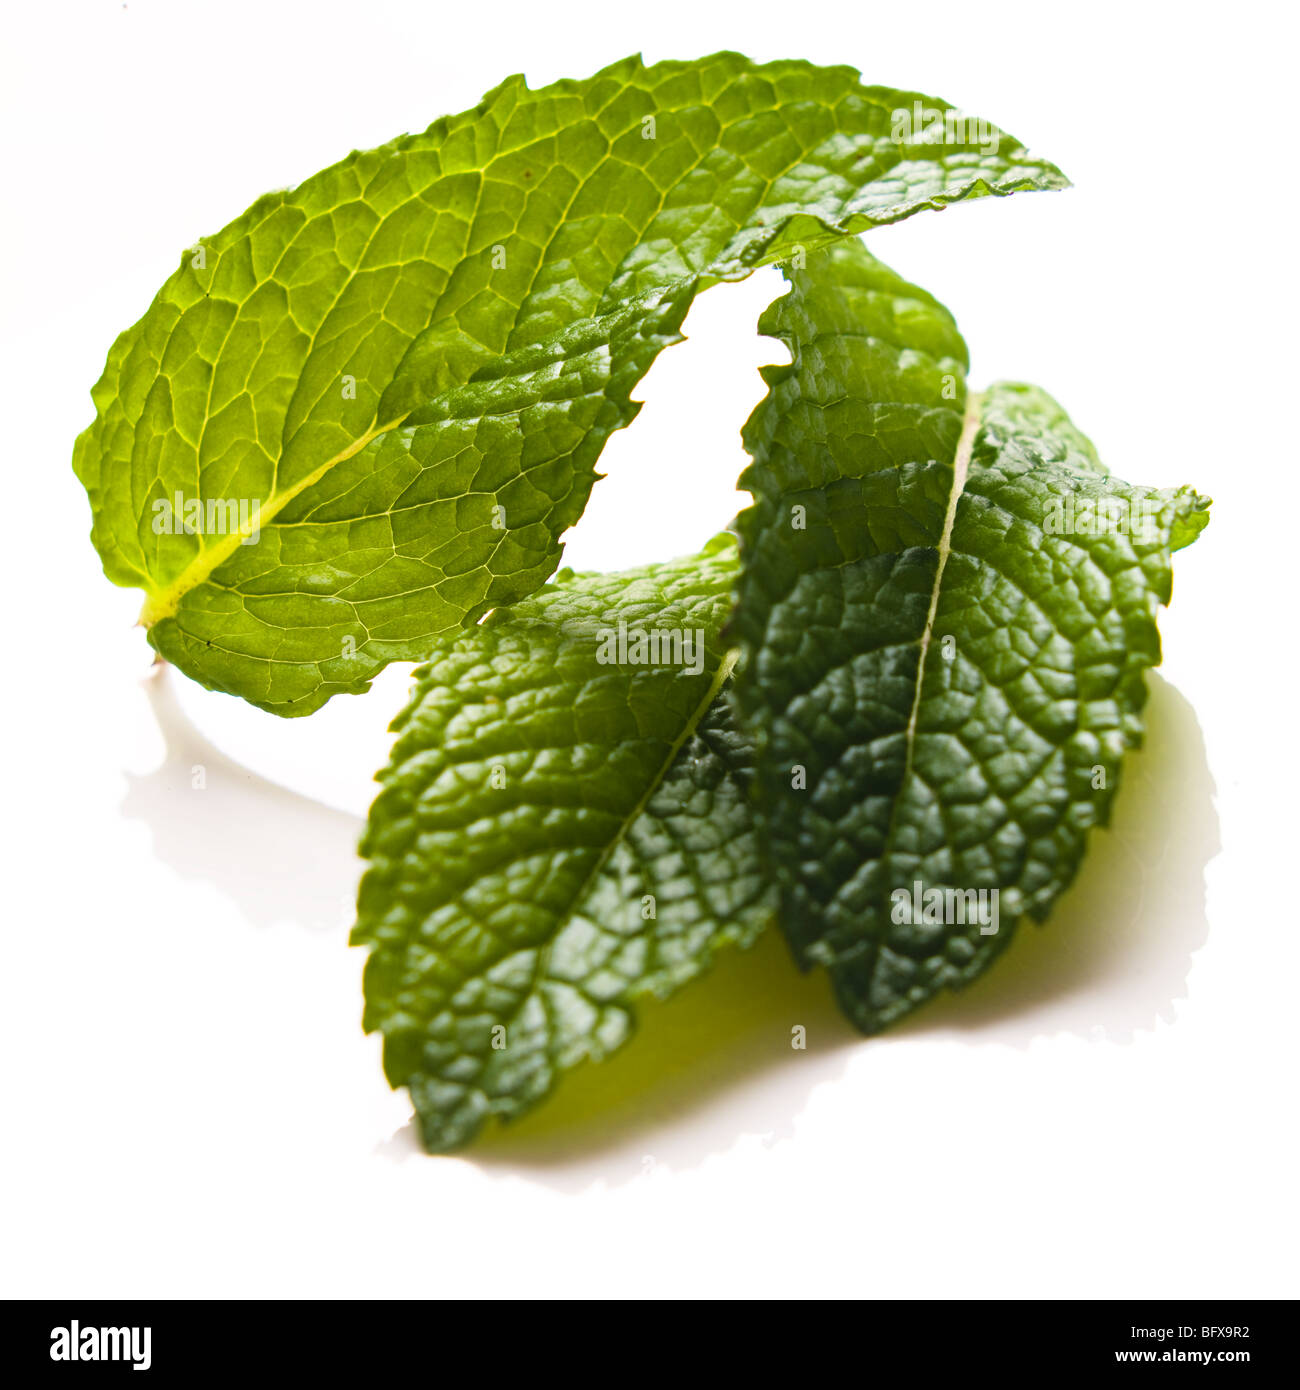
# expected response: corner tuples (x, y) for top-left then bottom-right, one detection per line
(125, 667), (367, 934)
(168, 659), (418, 819)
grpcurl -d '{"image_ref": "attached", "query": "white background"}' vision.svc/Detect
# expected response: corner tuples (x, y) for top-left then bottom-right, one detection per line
(2, 0), (1296, 1299)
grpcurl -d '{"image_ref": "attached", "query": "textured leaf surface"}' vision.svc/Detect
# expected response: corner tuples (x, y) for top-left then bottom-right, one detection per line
(73, 52), (1066, 713)
(734, 241), (1210, 1031)
(352, 537), (770, 1151)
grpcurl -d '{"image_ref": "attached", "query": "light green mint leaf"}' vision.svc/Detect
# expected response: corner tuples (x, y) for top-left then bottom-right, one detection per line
(733, 240), (1210, 1032)
(351, 536), (771, 1151)
(73, 52), (1067, 714)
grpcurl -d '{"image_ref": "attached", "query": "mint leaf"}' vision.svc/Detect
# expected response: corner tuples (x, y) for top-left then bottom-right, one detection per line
(73, 53), (1066, 714)
(733, 241), (1210, 1031)
(351, 537), (770, 1151)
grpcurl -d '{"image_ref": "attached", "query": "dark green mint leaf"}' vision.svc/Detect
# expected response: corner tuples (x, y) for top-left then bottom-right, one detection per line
(352, 536), (770, 1151)
(733, 240), (1210, 1031)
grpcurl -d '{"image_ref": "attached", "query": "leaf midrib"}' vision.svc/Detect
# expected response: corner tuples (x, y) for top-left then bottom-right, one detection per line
(890, 389), (983, 828)
(516, 644), (742, 1013)
(137, 413), (405, 627)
